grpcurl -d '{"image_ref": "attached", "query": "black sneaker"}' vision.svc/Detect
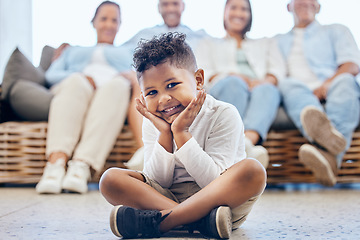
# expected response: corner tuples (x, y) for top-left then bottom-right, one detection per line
(110, 205), (171, 238)
(187, 206), (232, 239)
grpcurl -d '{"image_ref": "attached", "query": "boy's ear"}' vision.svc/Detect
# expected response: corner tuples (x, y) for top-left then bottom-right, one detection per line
(194, 69), (204, 90)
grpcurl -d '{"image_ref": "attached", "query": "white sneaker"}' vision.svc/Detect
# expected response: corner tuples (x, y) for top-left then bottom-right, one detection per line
(125, 147), (144, 171)
(36, 158), (66, 194)
(245, 138), (269, 168)
(62, 160), (91, 194)
(299, 144), (337, 186)
(300, 106), (346, 155)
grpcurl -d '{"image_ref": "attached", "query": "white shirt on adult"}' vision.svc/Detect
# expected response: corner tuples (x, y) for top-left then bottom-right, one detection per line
(287, 28), (320, 90)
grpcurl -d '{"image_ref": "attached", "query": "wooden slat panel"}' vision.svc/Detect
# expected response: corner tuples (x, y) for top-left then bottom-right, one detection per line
(0, 122), (137, 183)
(264, 129), (360, 184)
(1, 122), (360, 184)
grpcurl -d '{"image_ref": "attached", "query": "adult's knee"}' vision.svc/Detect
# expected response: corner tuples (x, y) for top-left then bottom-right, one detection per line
(106, 76), (131, 95)
(210, 75), (248, 99)
(252, 83), (280, 101)
(222, 75), (248, 90)
(330, 73), (359, 94)
(277, 77), (300, 94)
(98, 76), (131, 102)
(58, 73), (93, 97)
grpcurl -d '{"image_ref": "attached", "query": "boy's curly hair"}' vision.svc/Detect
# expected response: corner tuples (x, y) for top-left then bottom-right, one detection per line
(133, 32), (197, 78)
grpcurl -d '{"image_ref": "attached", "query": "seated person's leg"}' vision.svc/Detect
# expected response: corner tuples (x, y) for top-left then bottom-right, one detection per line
(243, 83), (281, 168)
(209, 75), (249, 116)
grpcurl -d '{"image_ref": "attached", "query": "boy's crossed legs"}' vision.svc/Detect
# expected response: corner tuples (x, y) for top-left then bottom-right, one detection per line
(100, 158), (266, 239)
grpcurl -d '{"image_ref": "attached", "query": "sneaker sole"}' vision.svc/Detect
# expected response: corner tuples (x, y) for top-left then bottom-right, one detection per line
(215, 206), (232, 239)
(36, 183), (62, 194)
(62, 179), (88, 194)
(301, 106), (346, 155)
(299, 144), (337, 186)
(110, 205), (123, 238)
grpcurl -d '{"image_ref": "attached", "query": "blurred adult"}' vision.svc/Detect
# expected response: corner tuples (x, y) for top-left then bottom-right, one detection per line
(122, 0), (208, 53)
(276, 0), (360, 186)
(36, 1), (143, 194)
(121, 0), (209, 170)
(196, 0), (286, 168)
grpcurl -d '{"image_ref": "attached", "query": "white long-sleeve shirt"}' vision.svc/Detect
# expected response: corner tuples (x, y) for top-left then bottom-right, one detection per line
(143, 95), (246, 189)
(195, 36), (286, 89)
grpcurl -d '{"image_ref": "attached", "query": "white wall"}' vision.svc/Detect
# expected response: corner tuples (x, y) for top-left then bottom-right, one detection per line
(31, 0), (360, 66)
(0, 0), (32, 82)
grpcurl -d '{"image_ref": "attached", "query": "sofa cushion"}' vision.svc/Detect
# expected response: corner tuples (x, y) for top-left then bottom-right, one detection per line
(1, 48), (45, 100)
(270, 106), (297, 130)
(39, 45), (55, 72)
(9, 80), (53, 121)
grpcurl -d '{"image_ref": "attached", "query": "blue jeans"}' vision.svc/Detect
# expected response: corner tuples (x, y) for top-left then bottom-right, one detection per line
(278, 73), (360, 167)
(209, 76), (281, 142)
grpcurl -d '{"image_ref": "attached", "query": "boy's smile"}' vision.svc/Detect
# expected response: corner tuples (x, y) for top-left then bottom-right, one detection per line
(139, 62), (203, 124)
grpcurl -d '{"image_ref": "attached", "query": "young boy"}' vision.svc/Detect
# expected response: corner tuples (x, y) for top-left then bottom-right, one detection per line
(99, 32), (266, 239)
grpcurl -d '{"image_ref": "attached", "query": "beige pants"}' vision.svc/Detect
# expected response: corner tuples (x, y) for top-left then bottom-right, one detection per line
(46, 73), (131, 172)
(142, 173), (261, 229)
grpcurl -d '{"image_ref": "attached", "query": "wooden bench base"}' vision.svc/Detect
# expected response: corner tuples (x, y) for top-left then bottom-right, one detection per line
(264, 129), (360, 184)
(1, 121), (360, 184)
(0, 122), (138, 183)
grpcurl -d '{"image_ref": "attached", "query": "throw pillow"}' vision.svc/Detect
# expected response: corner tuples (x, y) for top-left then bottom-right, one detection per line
(9, 80), (53, 121)
(1, 47), (46, 100)
(39, 45), (55, 72)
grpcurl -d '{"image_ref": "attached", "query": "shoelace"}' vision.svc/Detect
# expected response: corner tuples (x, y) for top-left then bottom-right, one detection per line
(137, 210), (171, 237)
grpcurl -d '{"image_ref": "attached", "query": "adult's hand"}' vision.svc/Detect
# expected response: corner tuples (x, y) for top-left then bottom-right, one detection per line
(313, 81), (330, 101)
(85, 75), (97, 90)
(248, 79), (263, 90)
(52, 43), (70, 62)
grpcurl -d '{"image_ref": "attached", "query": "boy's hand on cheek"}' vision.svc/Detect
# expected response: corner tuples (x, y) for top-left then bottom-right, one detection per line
(136, 94), (174, 153)
(171, 90), (206, 148)
(136, 95), (171, 134)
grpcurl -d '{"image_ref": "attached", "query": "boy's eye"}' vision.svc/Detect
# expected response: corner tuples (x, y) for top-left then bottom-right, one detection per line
(167, 82), (179, 89)
(146, 90), (157, 96)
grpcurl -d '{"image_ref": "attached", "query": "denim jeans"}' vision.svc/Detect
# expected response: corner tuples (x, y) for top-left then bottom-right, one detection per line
(209, 76), (281, 142)
(278, 73), (360, 167)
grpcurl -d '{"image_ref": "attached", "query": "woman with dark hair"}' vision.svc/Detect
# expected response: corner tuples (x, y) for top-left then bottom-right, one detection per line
(36, 1), (143, 194)
(196, 0), (286, 168)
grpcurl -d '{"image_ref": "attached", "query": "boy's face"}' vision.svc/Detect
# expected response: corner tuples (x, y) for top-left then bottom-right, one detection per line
(139, 62), (204, 124)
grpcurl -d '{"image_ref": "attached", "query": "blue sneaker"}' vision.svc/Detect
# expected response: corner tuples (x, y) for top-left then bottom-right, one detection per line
(187, 206), (232, 239)
(110, 205), (170, 238)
